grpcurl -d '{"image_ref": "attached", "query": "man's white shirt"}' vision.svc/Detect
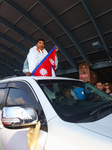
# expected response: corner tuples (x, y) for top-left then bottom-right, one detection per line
(23, 46), (58, 76)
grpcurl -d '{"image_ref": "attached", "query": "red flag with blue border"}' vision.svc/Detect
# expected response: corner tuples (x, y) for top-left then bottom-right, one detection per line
(31, 47), (56, 76)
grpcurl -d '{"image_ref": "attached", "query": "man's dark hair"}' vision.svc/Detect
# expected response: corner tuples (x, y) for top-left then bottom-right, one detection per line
(93, 81), (102, 86)
(61, 84), (72, 91)
(37, 39), (45, 44)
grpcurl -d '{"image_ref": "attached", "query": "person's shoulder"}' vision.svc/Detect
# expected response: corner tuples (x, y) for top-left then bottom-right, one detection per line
(73, 88), (77, 92)
(42, 48), (48, 53)
(109, 92), (112, 97)
(73, 88), (81, 92)
(70, 95), (74, 99)
(28, 46), (36, 55)
(30, 46), (36, 51)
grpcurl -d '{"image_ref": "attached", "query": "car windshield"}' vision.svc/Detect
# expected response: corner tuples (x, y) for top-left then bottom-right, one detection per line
(37, 79), (112, 123)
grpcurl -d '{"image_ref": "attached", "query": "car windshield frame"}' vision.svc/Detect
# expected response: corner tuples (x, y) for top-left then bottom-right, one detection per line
(37, 79), (112, 123)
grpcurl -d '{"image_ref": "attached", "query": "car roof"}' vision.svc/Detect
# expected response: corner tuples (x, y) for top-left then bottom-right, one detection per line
(0, 76), (82, 84)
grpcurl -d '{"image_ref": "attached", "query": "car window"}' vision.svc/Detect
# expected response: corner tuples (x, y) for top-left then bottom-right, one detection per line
(6, 82), (38, 111)
(38, 79), (112, 123)
(40, 83), (59, 101)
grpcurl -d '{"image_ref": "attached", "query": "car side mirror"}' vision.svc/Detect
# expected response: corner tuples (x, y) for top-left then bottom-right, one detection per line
(1, 105), (38, 129)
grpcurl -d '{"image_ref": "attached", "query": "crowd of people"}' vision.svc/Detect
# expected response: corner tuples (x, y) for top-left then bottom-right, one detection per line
(93, 81), (112, 97)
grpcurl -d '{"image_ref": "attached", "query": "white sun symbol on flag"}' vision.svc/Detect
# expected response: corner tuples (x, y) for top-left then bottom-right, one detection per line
(49, 58), (55, 65)
(39, 68), (47, 76)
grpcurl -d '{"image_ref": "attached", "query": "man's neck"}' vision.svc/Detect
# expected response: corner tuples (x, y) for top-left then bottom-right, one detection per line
(36, 47), (44, 53)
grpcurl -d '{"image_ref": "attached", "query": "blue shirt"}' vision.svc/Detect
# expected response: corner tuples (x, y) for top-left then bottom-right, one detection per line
(73, 87), (89, 101)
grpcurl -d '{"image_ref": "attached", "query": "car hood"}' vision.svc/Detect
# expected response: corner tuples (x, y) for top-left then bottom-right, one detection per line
(47, 116), (112, 150)
(77, 113), (112, 138)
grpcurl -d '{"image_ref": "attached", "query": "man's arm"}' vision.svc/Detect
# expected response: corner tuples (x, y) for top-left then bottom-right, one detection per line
(55, 46), (58, 70)
(55, 55), (58, 70)
(23, 58), (31, 76)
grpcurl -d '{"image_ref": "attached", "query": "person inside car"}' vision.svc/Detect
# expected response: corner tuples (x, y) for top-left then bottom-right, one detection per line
(72, 86), (90, 101)
(54, 85), (77, 106)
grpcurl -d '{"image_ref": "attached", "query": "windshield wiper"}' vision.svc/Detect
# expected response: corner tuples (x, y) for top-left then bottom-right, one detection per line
(90, 103), (112, 116)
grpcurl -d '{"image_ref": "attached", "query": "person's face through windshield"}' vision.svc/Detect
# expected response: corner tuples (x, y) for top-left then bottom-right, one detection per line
(62, 88), (71, 99)
(96, 82), (103, 90)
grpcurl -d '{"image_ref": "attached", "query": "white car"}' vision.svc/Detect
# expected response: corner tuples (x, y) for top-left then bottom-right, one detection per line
(0, 76), (112, 150)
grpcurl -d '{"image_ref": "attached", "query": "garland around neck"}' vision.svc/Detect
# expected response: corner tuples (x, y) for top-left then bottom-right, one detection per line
(36, 47), (44, 53)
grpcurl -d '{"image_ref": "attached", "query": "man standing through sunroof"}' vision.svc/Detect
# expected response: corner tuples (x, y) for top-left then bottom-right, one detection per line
(23, 39), (58, 76)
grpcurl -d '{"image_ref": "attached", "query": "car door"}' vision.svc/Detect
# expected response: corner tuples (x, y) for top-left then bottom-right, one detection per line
(0, 82), (9, 150)
(0, 82), (9, 127)
(1, 81), (48, 150)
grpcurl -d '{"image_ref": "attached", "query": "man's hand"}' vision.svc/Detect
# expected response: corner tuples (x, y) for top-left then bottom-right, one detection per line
(55, 46), (58, 52)
(55, 46), (58, 56)
(26, 72), (31, 76)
